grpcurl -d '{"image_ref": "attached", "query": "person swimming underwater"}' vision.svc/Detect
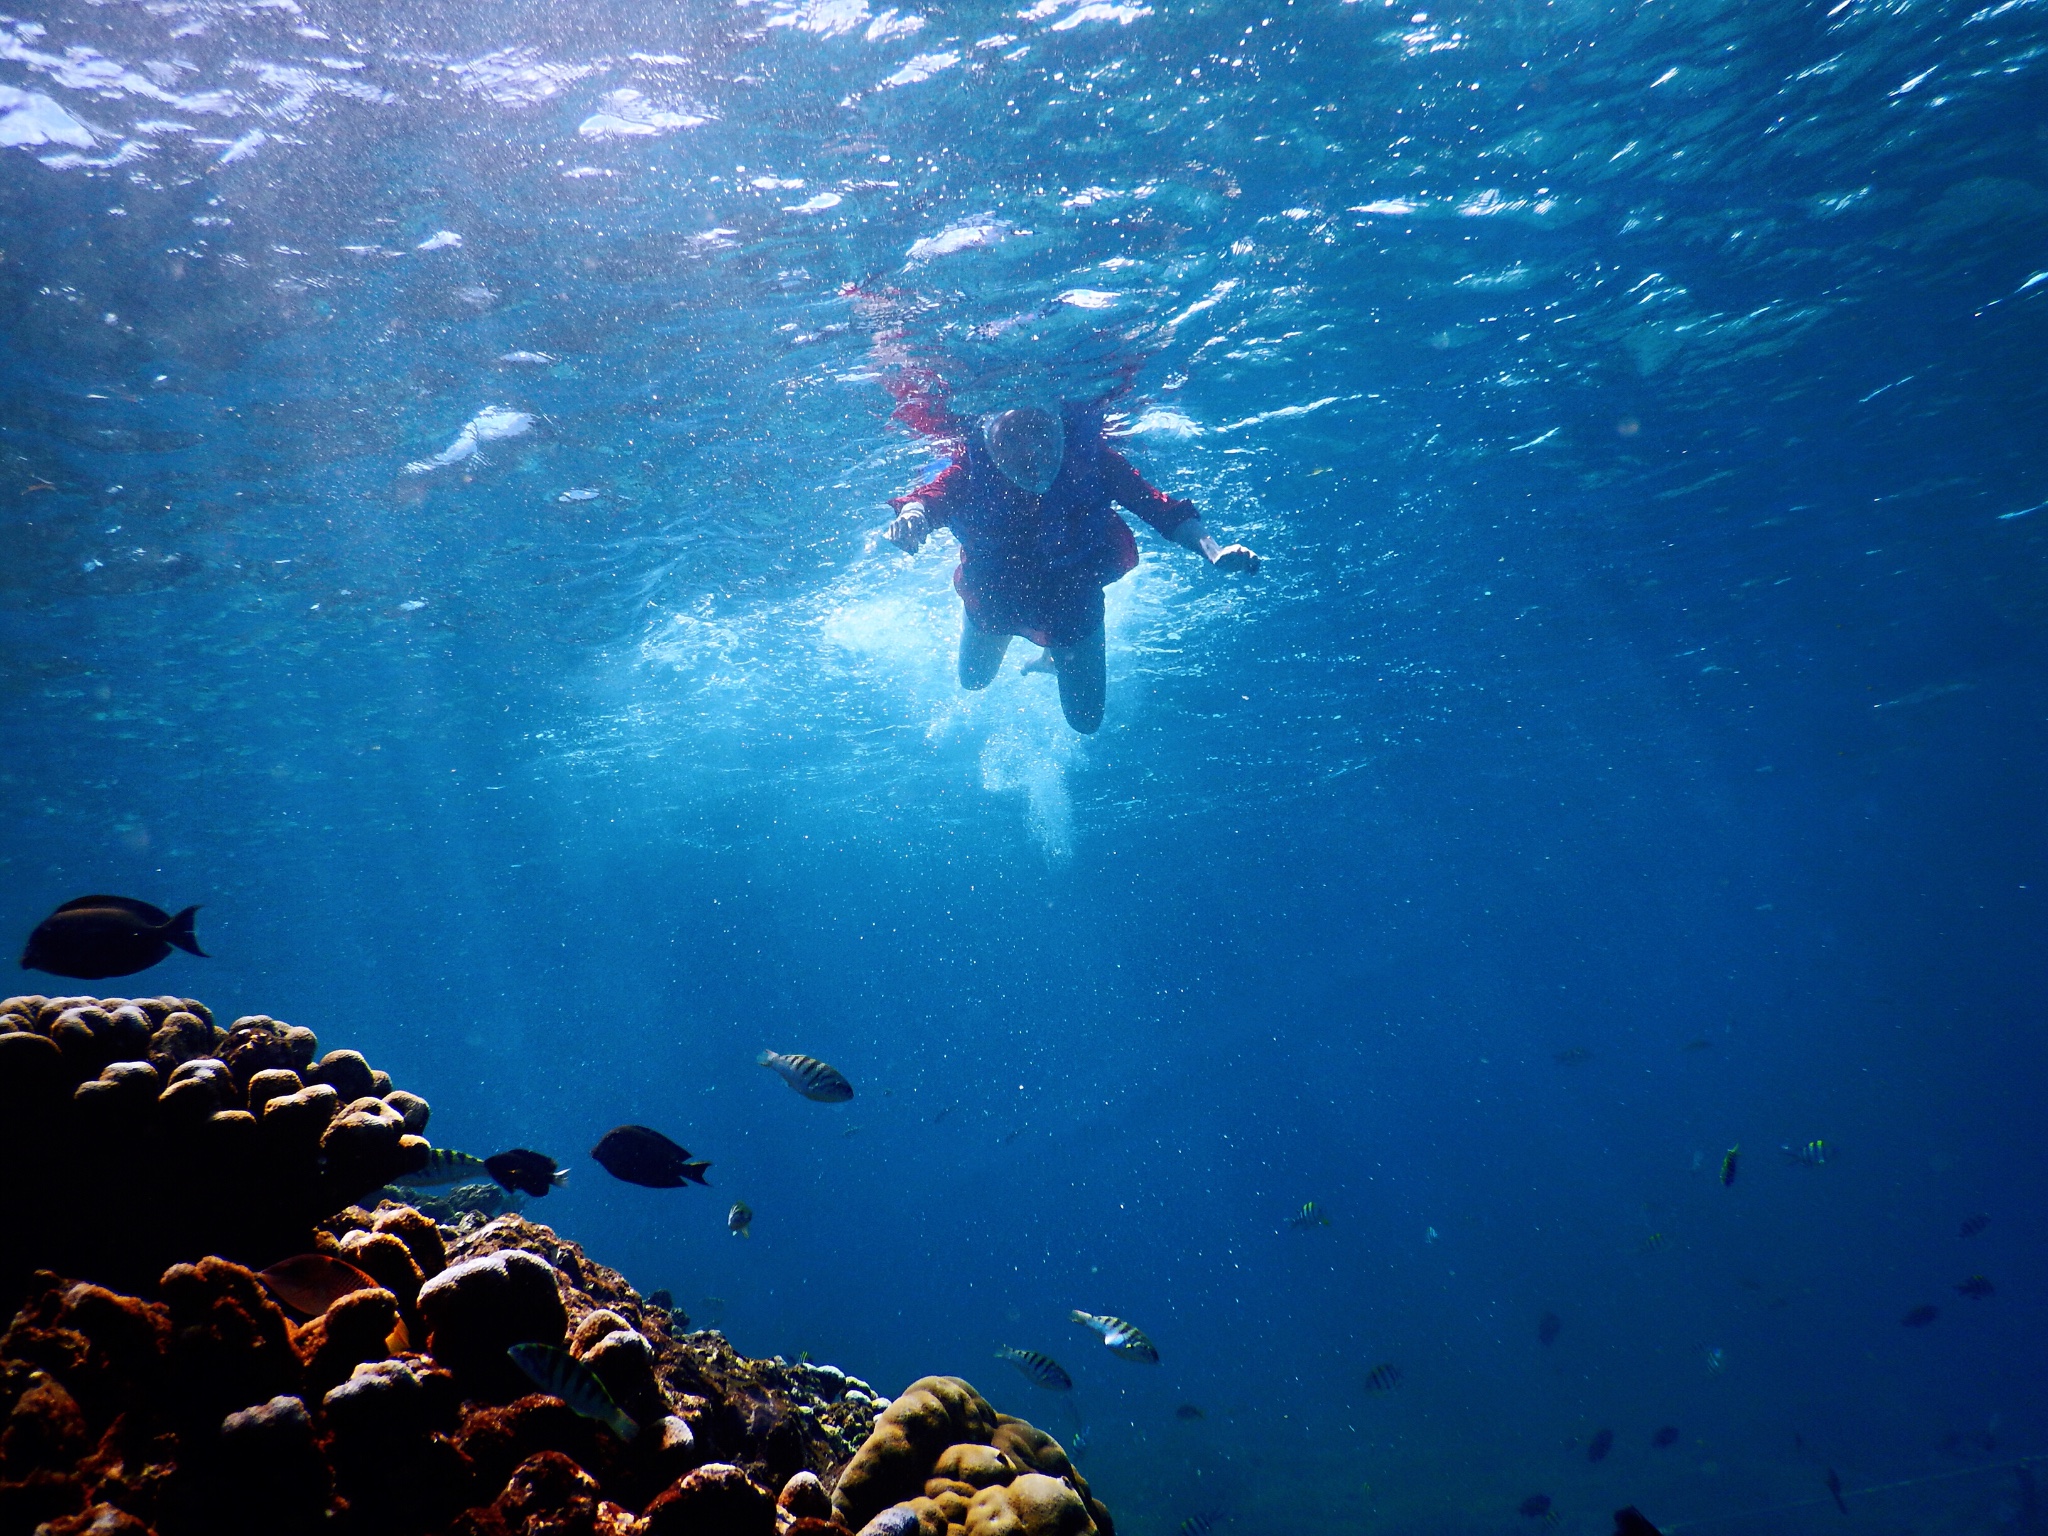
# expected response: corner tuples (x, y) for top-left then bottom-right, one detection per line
(880, 402), (1258, 732)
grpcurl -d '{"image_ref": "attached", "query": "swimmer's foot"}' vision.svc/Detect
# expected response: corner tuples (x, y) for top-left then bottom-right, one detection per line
(1020, 649), (1057, 676)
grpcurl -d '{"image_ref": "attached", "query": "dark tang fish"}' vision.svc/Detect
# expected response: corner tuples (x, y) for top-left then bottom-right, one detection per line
(1651, 1425), (1679, 1448)
(1955, 1275), (1994, 1299)
(485, 1149), (567, 1197)
(1959, 1213), (1990, 1238)
(257, 1253), (379, 1317)
(758, 1049), (854, 1102)
(1175, 1403), (1205, 1421)
(1537, 1310), (1562, 1346)
(507, 1343), (638, 1441)
(1901, 1303), (1939, 1327)
(591, 1125), (711, 1189)
(1365, 1363), (1403, 1393)
(1587, 1427), (1614, 1462)
(22, 896), (205, 980)
(995, 1347), (1072, 1391)
(1826, 1468), (1847, 1514)
(1518, 1495), (1552, 1519)
(1614, 1508), (1665, 1536)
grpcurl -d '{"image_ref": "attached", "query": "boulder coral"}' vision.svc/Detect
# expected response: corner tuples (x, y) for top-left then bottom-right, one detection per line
(0, 995), (430, 1307)
(831, 1379), (1111, 1536)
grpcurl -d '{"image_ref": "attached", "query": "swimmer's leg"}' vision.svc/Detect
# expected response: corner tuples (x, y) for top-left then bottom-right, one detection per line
(1049, 624), (1106, 734)
(958, 613), (1012, 691)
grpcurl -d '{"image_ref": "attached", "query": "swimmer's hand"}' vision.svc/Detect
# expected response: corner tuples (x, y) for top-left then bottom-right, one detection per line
(1208, 542), (1260, 574)
(880, 503), (930, 554)
(1172, 517), (1260, 574)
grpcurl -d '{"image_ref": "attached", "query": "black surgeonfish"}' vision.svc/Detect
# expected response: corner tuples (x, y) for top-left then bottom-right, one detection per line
(1613, 1508), (1664, 1536)
(485, 1149), (567, 1197)
(591, 1125), (711, 1188)
(21, 895), (205, 979)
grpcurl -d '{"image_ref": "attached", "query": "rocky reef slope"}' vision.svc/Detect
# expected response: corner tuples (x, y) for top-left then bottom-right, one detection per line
(0, 996), (1111, 1536)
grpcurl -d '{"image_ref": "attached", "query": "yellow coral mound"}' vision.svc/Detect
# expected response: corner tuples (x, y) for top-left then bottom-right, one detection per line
(832, 1376), (1111, 1536)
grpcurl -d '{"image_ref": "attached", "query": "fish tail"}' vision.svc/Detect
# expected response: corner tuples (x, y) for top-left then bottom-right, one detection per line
(161, 905), (206, 958)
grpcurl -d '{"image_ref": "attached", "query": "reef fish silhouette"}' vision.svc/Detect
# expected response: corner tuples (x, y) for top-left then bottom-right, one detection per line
(21, 896), (205, 980)
(485, 1149), (566, 1197)
(591, 1125), (710, 1188)
(758, 1049), (854, 1102)
(256, 1254), (380, 1317)
(1070, 1310), (1158, 1362)
(507, 1343), (638, 1441)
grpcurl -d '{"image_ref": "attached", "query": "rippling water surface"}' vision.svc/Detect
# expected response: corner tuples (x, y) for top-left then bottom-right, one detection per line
(5, 0), (2048, 1528)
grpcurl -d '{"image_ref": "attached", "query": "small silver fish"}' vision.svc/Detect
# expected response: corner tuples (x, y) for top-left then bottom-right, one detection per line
(758, 1049), (854, 1102)
(406, 1148), (491, 1186)
(507, 1343), (638, 1441)
(996, 1347), (1073, 1391)
(498, 350), (556, 365)
(1070, 1310), (1159, 1363)
(728, 1201), (753, 1238)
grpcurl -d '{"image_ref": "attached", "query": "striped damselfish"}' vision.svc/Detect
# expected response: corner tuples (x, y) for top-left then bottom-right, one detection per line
(996, 1346), (1073, 1390)
(1070, 1310), (1159, 1363)
(758, 1049), (854, 1102)
(407, 1148), (491, 1186)
(506, 1343), (638, 1442)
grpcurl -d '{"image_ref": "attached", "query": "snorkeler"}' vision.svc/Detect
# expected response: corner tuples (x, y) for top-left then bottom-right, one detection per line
(880, 402), (1258, 732)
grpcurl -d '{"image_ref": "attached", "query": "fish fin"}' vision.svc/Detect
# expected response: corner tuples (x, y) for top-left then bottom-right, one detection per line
(612, 1409), (640, 1443)
(57, 893), (168, 920)
(552, 1169), (570, 1186)
(160, 905), (206, 958)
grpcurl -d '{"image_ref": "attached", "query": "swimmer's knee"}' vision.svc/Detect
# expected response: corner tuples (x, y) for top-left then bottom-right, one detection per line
(1063, 702), (1104, 734)
(961, 669), (996, 691)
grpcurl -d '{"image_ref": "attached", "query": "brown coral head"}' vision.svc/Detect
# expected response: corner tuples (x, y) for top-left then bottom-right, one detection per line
(644, 1461), (777, 1536)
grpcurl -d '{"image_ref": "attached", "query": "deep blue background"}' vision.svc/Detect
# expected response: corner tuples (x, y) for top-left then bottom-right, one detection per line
(4, 0), (2047, 1529)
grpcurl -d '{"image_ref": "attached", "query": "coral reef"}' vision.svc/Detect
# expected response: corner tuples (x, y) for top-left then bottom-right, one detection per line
(831, 1378), (1113, 1536)
(0, 995), (427, 1307)
(0, 996), (1107, 1536)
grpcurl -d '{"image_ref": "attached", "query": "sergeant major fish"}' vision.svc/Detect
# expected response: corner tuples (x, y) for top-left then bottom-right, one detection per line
(758, 1049), (854, 1102)
(1781, 1140), (1828, 1167)
(1287, 1201), (1330, 1230)
(1720, 1145), (1741, 1187)
(507, 1343), (638, 1441)
(1070, 1311), (1158, 1363)
(995, 1347), (1072, 1390)
(407, 1148), (492, 1186)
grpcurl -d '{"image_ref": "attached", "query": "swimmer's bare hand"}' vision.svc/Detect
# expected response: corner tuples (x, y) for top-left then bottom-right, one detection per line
(882, 505), (930, 554)
(1210, 542), (1260, 574)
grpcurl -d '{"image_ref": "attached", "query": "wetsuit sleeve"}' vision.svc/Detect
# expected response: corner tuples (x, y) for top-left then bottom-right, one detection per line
(889, 458), (965, 530)
(1101, 447), (1198, 537)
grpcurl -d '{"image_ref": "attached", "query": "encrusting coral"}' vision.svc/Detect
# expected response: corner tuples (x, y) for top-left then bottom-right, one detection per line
(0, 996), (1108, 1536)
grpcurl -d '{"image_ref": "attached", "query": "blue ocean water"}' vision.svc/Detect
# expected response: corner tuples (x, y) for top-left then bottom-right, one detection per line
(4, 0), (2047, 1528)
